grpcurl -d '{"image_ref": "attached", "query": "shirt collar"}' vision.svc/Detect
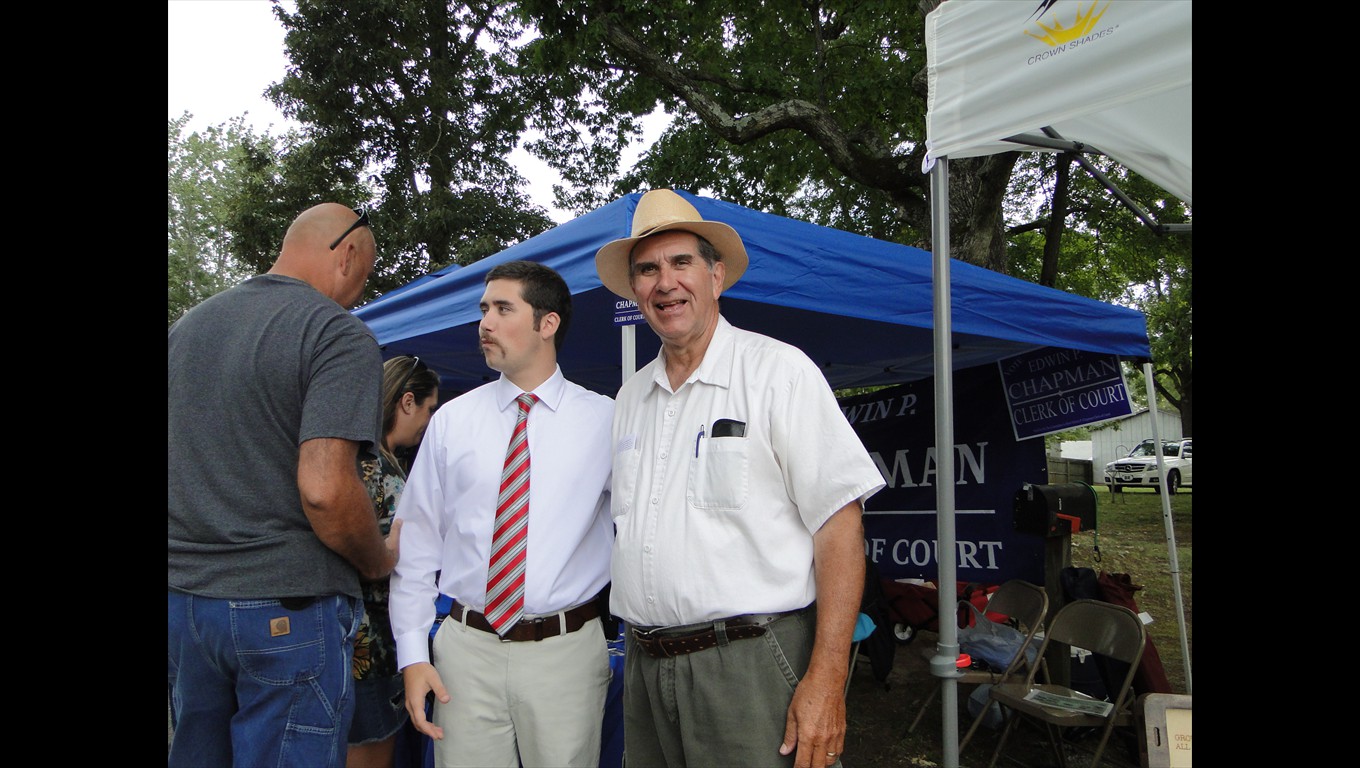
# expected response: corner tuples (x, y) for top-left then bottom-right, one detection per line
(494, 365), (566, 413)
(648, 315), (735, 393)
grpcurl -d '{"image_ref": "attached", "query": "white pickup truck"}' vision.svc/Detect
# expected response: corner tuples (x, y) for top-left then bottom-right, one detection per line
(1103, 438), (1193, 494)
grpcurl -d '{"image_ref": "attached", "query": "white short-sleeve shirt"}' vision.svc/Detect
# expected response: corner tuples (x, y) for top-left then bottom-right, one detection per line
(609, 316), (885, 626)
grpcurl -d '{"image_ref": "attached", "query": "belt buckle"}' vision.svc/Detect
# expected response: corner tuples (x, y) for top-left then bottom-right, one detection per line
(530, 616), (549, 642)
(630, 626), (665, 657)
(507, 615), (550, 643)
(644, 631), (679, 659)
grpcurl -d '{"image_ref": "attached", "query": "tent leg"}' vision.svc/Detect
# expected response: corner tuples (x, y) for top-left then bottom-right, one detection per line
(1143, 362), (1192, 693)
(929, 156), (962, 768)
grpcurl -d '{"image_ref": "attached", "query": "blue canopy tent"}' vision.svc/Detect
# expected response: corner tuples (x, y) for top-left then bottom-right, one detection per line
(356, 189), (1153, 768)
(354, 190), (1150, 397)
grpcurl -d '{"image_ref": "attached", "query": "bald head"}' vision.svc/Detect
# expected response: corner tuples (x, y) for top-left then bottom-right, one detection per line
(270, 203), (377, 309)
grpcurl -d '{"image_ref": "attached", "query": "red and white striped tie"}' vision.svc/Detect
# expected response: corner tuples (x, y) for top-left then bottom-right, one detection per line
(485, 392), (537, 635)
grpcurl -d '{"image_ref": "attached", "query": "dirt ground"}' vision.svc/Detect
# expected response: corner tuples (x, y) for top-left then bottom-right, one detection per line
(842, 627), (1146, 768)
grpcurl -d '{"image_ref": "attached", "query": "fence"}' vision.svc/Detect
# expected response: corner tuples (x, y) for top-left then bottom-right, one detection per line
(1046, 456), (1094, 485)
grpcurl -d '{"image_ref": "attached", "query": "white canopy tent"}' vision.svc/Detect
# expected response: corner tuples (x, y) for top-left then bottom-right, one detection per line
(921, 2), (1191, 764)
(924, 0), (1191, 206)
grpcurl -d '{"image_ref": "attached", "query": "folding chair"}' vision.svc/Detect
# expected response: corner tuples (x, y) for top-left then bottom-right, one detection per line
(845, 612), (878, 697)
(984, 598), (1146, 768)
(905, 579), (1049, 748)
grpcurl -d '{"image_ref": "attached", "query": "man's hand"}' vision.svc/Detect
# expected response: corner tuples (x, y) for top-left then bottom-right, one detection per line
(779, 500), (864, 767)
(402, 662), (451, 740)
(779, 672), (847, 767)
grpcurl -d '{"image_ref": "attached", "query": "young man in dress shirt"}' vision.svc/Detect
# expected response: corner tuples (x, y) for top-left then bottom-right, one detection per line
(595, 190), (886, 768)
(389, 260), (614, 768)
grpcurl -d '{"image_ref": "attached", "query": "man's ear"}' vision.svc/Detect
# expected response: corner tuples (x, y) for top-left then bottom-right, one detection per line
(538, 311), (560, 342)
(338, 243), (356, 276)
(711, 260), (727, 298)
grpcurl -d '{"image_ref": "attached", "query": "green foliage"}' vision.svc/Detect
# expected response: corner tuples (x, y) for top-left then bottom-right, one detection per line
(1082, 170), (1192, 433)
(1001, 154), (1192, 431)
(266, 0), (555, 300)
(168, 112), (374, 323)
(516, 0), (932, 241)
(168, 1), (1190, 420)
(168, 114), (269, 325)
(226, 129), (374, 279)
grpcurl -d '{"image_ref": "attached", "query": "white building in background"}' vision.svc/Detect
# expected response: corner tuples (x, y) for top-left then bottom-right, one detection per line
(1088, 408), (1185, 482)
(1059, 440), (1093, 460)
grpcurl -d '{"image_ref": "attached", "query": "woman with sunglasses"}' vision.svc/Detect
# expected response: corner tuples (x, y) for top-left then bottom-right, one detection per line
(349, 355), (441, 768)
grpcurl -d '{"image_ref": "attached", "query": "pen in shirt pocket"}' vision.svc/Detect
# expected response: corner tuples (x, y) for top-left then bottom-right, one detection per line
(695, 424), (705, 457)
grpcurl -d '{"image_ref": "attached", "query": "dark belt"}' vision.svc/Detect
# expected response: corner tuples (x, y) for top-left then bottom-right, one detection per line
(448, 599), (599, 642)
(630, 606), (810, 659)
(278, 596), (319, 610)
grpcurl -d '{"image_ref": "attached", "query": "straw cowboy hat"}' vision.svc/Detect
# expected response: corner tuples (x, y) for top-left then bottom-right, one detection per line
(594, 189), (748, 299)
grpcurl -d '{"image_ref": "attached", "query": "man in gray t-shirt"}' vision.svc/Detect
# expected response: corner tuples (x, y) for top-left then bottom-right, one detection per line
(168, 203), (397, 768)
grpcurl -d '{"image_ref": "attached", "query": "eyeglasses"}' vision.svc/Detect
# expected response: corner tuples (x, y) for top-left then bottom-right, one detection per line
(328, 207), (371, 250)
(396, 356), (426, 395)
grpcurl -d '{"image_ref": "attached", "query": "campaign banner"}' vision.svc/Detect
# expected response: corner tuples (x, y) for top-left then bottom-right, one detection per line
(612, 298), (645, 326)
(840, 364), (1047, 585)
(998, 347), (1133, 440)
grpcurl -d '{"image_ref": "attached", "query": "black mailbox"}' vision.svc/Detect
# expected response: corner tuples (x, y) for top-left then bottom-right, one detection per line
(1013, 482), (1097, 537)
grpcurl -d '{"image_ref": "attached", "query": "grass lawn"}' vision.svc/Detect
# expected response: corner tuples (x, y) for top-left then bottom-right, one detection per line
(1068, 484), (1192, 693)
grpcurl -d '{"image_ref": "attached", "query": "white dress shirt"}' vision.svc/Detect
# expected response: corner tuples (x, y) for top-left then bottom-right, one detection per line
(609, 316), (885, 627)
(390, 366), (614, 669)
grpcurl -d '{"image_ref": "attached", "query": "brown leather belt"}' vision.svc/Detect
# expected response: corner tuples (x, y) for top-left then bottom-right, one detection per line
(448, 599), (599, 642)
(630, 606), (809, 659)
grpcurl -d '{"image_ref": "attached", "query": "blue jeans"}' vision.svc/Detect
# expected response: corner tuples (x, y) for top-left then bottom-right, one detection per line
(167, 591), (363, 768)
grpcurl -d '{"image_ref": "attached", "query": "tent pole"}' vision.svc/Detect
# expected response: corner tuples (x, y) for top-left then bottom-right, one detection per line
(1142, 362), (1192, 693)
(621, 323), (636, 388)
(928, 157), (962, 768)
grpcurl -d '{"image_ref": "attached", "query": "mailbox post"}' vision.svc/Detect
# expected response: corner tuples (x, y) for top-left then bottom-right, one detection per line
(1013, 482), (1098, 687)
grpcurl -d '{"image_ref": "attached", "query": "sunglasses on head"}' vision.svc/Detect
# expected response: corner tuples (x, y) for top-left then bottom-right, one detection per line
(397, 356), (427, 395)
(329, 207), (371, 250)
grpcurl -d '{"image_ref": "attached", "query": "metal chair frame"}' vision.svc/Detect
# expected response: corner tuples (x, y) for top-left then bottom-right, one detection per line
(905, 579), (1050, 749)
(984, 598), (1146, 768)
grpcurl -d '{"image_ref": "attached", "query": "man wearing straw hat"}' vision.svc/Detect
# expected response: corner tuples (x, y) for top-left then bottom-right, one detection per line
(595, 189), (884, 768)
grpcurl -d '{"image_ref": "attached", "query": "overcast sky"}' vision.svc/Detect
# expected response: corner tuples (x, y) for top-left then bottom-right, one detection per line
(167, 0), (593, 223)
(168, 1), (297, 135)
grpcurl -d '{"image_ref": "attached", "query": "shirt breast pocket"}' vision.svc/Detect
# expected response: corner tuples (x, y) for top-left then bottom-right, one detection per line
(689, 436), (749, 511)
(612, 436), (641, 519)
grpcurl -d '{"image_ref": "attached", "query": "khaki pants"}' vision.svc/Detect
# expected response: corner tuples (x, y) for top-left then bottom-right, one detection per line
(431, 615), (609, 767)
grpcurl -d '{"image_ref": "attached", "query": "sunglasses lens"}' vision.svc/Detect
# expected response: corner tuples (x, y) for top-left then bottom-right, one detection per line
(329, 208), (370, 250)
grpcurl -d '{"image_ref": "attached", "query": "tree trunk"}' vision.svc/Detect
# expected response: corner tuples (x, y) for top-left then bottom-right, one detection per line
(1039, 153), (1073, 287)
(946, 154), (1020, 272)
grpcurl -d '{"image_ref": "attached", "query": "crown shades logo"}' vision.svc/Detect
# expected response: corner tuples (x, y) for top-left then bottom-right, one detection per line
(1024, 0), (1113, 47)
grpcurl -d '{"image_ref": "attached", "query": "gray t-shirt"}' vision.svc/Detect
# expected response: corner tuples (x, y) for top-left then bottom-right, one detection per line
(168, 274), (383, 599)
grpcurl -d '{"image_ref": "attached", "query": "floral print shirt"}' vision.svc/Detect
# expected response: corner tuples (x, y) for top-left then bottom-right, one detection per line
(353, 453), (405, 681)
